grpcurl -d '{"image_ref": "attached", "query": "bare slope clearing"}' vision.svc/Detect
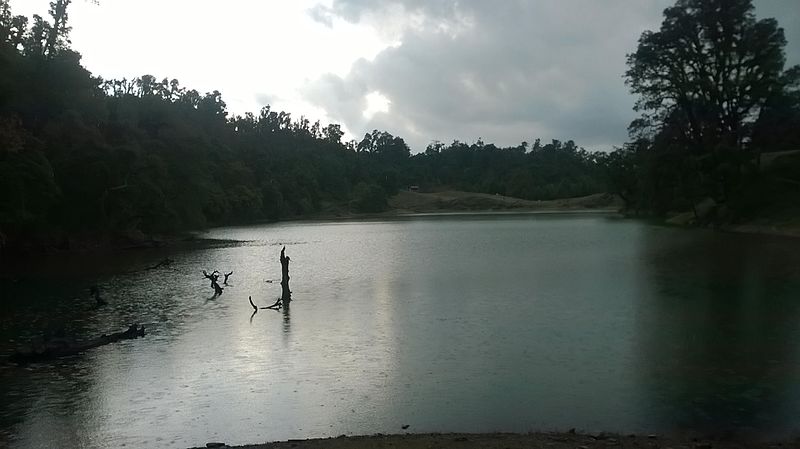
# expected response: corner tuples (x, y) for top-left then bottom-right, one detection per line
(388, 190), (622, 214)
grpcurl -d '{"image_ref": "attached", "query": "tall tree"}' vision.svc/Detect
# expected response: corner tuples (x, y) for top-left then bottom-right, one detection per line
(43, 0), (71, 57)
(625, 0), (795, 153)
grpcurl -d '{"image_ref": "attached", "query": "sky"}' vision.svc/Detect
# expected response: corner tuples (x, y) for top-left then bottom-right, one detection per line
(10, 0), (800, 152)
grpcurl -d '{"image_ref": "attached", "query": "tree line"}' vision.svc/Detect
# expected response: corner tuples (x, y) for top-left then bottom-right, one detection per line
(0, 1), (613, 252)
(1, 0), (798, 253)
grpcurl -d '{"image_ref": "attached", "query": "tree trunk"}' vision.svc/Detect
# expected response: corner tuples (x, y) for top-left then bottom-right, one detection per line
(280, 246), (291, 303)
(44, 0), (71, 57)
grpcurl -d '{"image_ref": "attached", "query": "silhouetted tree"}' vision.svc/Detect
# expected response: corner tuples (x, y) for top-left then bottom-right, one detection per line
(626, 0), (794, 153)
(622, 0), (800, 215)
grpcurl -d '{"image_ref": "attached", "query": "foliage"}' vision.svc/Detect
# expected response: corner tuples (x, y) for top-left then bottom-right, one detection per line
(0, 0), (616, 252)
(625, 0), (790, 151)
(410, 138), (605, 200)
(8, 0), (797, 250)
(352, 182), (388, 213)
(620, 0), (800, 217)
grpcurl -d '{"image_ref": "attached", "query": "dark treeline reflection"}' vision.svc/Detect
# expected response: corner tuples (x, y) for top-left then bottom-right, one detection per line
(636, 230), (800, 437)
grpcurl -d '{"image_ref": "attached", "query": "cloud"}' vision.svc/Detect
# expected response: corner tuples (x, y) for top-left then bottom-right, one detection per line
(303, 0), (800, 152)
(307, 4), (334, 27)
(255, 93), (281, 108)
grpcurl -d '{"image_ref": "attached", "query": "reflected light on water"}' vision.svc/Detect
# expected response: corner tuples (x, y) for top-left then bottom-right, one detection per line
(2, 214), (800, 448)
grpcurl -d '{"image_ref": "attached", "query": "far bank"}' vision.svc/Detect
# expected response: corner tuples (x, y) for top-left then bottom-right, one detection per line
(192, 431), (798, 449)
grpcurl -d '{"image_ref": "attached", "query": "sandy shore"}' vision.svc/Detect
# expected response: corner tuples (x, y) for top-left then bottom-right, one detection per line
(193, 431), (794, 449)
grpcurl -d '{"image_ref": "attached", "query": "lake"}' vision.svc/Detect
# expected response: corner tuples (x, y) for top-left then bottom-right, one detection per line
(2, 213), (800, 448)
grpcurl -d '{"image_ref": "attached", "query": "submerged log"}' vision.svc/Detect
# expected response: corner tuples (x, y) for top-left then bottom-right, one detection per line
(261, 298), (282, 310)
(90, 285), (107, 306)
(147, 257), (174, 270)
(9, 324), (146, 364)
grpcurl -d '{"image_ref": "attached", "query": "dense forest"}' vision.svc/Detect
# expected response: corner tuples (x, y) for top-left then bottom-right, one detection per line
(0, 0), (608, 252)
(1, 0), (799, 253)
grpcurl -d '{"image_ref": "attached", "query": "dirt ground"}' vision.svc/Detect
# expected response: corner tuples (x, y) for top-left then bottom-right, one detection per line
(387, 190), (623, 214)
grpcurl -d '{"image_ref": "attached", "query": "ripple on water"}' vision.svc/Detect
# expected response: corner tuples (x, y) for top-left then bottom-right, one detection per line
(3, 216), (800, 448)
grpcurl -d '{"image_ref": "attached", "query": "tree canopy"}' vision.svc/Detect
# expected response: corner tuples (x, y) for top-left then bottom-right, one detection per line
(619, 0), (800, 217)
(1, 0), (797, 253)
(626, 0), (792, 152)
(0, 0), (611, 253)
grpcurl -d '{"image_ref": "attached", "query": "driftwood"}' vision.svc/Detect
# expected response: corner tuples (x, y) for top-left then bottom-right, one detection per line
(9, 324), (146, 364)
(223, 271), (233, 285)
(248, 296), (282, 315)
(249, 296), (258, 312)
(261, 298), (282, 310)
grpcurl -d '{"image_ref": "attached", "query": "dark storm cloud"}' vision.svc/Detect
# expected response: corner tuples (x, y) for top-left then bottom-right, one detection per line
(305, 0), (800, 152)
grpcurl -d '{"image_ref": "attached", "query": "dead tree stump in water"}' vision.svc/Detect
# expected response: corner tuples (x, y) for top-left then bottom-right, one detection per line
(247, 247), (292, 317)
(203, 270), (224, 296)
(280, 246), (291, 303)
(211, 279), (223, 296)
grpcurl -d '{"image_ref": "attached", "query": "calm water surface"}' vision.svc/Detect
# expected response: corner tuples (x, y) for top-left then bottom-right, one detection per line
(2, 214), (800, 448)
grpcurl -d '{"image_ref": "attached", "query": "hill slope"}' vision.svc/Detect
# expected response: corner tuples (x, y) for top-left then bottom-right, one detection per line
(388, 190), (622, 214)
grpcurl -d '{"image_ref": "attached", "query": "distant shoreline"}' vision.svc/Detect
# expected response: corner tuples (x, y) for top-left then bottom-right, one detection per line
(298, 207), (621, 223)
(719, 222), (800, 239)
(3, 190), (798, 258)
(191, 431), (795, 449)
(300, 190), (625, 222)
(301, 190), (800, 240)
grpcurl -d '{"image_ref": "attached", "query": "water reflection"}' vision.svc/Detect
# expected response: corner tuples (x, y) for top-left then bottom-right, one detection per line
(6, 353), (110, 448)
(3, 216), (800, 448)
(636, 229), (800, 437)
(283, 302), (291, 340)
